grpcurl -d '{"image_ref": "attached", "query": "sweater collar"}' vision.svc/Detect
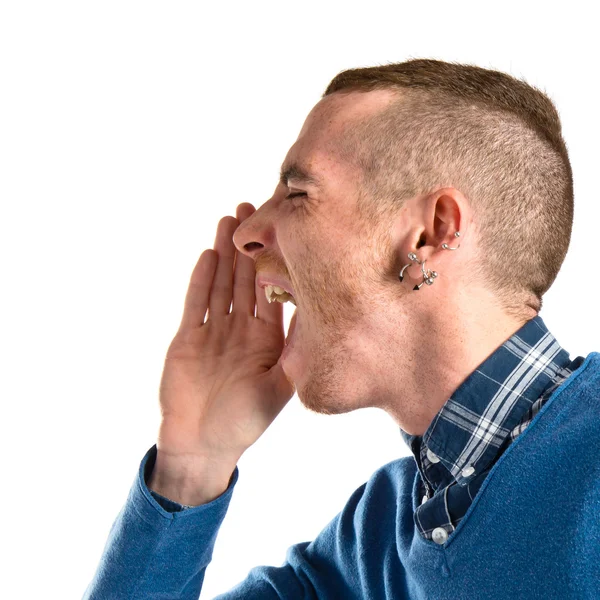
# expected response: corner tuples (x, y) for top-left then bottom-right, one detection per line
(400, 315), (574, 489)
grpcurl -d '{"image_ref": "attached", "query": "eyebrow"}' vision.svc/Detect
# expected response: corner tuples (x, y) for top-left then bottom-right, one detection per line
(279, 162), (323, 189)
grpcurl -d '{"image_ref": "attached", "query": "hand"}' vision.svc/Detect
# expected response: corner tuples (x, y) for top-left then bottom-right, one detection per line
(155, 203), (296, 466)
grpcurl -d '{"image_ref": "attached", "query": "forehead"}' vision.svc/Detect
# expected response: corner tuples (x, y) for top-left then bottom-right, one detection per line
(300, 89), (399, 139)
(281, 89), (400, 179)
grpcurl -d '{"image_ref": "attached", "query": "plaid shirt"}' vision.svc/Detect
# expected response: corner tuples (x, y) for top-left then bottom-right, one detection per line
(400, 315), (585, 545)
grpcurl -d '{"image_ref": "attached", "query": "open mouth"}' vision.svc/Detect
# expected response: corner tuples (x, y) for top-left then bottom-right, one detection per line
(260, 283), (299, 351)
(264, 284), (296, 307)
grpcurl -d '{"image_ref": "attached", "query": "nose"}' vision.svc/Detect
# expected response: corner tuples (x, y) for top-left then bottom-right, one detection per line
(232, 202), (266, 259)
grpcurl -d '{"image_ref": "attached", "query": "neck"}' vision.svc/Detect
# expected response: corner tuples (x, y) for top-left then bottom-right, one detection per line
(380, 292), (537, 436)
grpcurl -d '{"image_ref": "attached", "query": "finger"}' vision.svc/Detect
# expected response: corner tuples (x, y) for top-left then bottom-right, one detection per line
(178, 249), (218, 331)
(208, 216), (240, 317)
(231, 204), (258, 316)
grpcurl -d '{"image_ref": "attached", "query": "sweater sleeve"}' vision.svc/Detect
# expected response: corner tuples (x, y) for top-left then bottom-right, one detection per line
(83, 445), (404, 599)
(81, 444), (240, 600)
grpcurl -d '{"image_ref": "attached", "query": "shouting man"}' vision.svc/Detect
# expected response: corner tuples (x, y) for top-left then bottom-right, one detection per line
(83, 59), (599, 599)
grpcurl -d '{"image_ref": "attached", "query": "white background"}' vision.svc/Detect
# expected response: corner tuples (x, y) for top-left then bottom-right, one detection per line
(1, 1), (599, 598)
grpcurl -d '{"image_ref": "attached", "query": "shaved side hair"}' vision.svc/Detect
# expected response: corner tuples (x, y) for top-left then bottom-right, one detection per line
(323, 59), (573, 318)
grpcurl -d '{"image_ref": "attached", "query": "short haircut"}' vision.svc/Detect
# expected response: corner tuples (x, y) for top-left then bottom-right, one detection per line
(323, 59), (574, 317)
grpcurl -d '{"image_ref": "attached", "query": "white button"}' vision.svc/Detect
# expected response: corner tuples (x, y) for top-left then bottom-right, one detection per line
(462, 465), (475, 477)
(426, 447), (440, 463)
(432, 527), (449, 545)
(421, 495), (428, 505)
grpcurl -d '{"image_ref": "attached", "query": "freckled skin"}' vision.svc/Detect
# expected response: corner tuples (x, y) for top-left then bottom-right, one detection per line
(233, 90), (536, 436)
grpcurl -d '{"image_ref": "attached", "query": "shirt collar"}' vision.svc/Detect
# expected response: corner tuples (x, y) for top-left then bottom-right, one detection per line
(400, 315), (575, 489)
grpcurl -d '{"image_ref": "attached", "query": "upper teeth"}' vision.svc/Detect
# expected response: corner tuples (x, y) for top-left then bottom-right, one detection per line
(264, 284), (296, 306)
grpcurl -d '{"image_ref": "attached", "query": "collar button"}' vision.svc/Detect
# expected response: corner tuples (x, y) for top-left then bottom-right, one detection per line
(462, 465), (475, 477)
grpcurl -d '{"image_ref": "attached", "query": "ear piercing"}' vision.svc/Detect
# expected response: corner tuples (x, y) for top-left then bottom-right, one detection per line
(442, 231), (461, 250)
(398, 232), (460, 291)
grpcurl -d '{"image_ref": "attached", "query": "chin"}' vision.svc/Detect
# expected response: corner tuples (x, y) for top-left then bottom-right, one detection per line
(297, 374), (352, 416)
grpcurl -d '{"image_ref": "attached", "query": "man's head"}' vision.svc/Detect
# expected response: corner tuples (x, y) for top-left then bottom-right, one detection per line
(324, 60), (573, 316)
(233, 59), (573, 434)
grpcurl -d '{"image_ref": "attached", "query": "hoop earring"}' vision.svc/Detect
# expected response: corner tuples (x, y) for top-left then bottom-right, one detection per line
(399, 254), (438, 291)
(398, 231), (461, 291)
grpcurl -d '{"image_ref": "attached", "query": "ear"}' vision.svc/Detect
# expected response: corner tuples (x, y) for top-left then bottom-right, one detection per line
(420, 187), (464, 252)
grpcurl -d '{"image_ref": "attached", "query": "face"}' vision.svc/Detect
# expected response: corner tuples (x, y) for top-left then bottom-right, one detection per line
(233, 89), (408, 417)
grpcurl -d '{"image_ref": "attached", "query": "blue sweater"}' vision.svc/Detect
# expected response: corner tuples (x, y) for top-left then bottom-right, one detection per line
(83, 348), (600, 599)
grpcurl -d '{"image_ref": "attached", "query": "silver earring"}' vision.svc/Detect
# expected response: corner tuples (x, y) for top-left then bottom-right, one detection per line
(398, 252), (438, 291)
(442, 231), (461, 250)
(398, 231), (461, 291)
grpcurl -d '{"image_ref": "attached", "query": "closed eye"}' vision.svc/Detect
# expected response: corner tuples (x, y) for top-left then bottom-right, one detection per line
(285, 192), (307, 200)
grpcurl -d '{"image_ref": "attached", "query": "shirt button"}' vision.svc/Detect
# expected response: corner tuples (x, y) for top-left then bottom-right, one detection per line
(421, 495), (428, 505)
(462, 465), (475, 477)
(432, 527), (449, 545)
(426, 447), (440, 463)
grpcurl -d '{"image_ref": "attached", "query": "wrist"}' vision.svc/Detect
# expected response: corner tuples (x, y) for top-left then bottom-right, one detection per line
(148, 448), (237, 506)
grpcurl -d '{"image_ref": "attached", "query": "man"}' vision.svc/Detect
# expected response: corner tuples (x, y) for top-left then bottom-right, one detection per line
(83, 59), (600, 599)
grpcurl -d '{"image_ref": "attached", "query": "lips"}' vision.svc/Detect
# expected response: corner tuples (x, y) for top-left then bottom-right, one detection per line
(256, 273), (296, 298)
